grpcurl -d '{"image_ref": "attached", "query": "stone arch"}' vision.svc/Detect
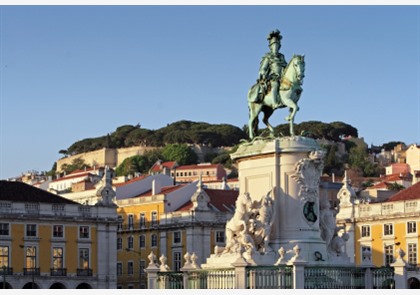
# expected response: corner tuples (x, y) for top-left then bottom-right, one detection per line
(408, 277), (420, 289)
(50, 282), (67, 289)
(76, 282), (92, 289)
(22, 282), (40, 289)
(0, 282), (13, 289)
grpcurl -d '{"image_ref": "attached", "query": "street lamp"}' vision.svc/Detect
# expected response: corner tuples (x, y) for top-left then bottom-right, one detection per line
(125, 248), (144, 288)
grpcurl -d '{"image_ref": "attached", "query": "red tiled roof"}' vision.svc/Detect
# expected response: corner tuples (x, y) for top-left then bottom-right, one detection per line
(175, 188), (238, 212)
(387, 182), (420, 202)
(51, 172), (94, 183)
(150, 161), (177, 172)
(113, 175), (148, 187)
(382, 173), (411, 182)
(369, 182), (390, 189)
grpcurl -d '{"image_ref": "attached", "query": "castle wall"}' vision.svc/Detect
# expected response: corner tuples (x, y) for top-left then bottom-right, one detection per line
(56, 146), (158, 172)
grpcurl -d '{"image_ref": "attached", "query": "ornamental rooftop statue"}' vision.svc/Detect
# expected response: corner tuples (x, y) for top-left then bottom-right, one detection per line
(247, 29), (305, 140)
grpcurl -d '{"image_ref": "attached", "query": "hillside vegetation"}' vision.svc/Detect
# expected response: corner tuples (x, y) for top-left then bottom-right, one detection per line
(60, 120), (359, 156)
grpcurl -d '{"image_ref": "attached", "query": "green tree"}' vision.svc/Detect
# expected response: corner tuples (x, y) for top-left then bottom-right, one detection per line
(348, 145), (381, 177)
(322, 144), (343, 176)
(386, 182), (405, 191)
(46, 162), (57, 178)
(61, 157), (91, 175)
(115, 155), (145, 176)
(161, 144), (198, 165)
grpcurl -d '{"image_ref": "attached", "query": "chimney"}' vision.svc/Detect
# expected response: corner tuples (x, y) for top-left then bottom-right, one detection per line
(152, 179), (162, 195)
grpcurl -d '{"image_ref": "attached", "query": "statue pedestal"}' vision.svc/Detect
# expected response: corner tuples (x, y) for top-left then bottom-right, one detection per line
(232, 136), (327, 264)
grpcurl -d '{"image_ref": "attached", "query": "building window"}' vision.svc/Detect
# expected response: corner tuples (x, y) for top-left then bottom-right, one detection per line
(382, 204), (393, 214)
(79, 226), (90, 239)
(139, 260), (146, 278)
(216, 231), (225, 243)
(0, 246), (9, 268)
(25, 246), (37, 269)
(384, 224), (393, 236)
(128, 214), (134, 229)
(173, 231), (181, 244)
(53, 225), (64, 238)
(407, 221), (417, 234)
(0, 223), (9, 236)
(26, 224), (37, 237)
(407, 243), (417, 266)
(117, 262), (122, 276)
(117, 238), (123, 250)
(52, 247), (64, 269)
(79, 248), (90, 269)
(173, 251), (182, 271)
(127, 261), (134, 275)
(139, 213), (146, 227)
(151, 211), (158, 226)
(151, 234), (158, 247)
(384, 245), (394, 266)
(405, 201), (418, 212)
(361, 225), (370, 238)
(139, 235), (146, 248)
(127, 236), (134, 249)
(117, 215), (123, 232)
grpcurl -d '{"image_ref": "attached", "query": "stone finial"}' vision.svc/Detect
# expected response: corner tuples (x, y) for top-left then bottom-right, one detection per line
(274, 247), (286, 265)
(191, 252), (200, 269)
(183, 252), (192, 268)
(159, 254), (170, 271)
(148, 251), (157, 266)
(293, 244), (301, 259)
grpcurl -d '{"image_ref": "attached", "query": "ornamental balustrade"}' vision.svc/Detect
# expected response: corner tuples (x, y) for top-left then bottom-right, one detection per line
(145, 251), (405, 289)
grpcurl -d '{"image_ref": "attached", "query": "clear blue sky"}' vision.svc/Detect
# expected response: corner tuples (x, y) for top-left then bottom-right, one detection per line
(0, 5), (419, 179)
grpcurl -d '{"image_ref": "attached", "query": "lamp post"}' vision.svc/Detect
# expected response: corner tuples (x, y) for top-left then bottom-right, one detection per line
(125, 248), (143, 288)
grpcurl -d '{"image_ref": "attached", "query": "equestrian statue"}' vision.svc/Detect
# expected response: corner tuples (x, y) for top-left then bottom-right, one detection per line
(247, 29), (305, 140)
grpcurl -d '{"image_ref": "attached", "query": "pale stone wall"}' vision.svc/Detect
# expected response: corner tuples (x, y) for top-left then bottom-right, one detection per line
(57, 148), (116, 172)
(57, 146), (159, 172)
(115, 146), (157, 166)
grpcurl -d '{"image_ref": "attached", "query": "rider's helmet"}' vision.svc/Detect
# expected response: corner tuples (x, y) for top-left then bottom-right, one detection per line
(267, 29), (282, 45)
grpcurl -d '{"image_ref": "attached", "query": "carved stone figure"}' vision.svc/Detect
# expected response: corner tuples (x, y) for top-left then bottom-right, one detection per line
(247, 29), (305, 139)
(319, 198), (336, 251)
(330, 232), (349, 256)
(249, 192), (274, 253)
(223, 192), (253, 254)
(223, 190), (275, 256)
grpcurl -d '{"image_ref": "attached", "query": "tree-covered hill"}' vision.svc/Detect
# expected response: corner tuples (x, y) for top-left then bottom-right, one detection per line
(60, 120), (361, 157)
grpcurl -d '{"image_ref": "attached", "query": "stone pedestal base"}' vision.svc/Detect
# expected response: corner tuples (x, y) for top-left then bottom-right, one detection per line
(201, 251), (278, 268)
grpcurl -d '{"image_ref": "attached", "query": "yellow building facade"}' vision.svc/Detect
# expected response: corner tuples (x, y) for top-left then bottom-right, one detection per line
(337, 180), (420, 285)
(0, 180), (117, 289)
(115, 181), (237, 289)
